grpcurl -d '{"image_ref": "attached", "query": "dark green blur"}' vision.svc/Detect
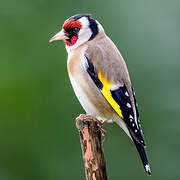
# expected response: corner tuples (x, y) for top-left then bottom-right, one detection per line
(0, 0), (180, 179)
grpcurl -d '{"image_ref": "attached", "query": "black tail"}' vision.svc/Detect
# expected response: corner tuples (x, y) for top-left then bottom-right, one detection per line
(130, 130), (152, 176)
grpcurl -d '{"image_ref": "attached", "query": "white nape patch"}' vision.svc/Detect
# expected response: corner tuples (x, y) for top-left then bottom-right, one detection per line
(66, 17), (92, 52)
(126, 103), (131, 108)
(125, 91), (129, 96)
(145, 164), (151, 172)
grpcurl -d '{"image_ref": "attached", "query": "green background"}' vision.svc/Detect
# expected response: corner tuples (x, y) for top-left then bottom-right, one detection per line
(0, 0), (180, 179)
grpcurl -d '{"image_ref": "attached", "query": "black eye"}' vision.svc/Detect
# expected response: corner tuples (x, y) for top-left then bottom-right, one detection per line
(72, 27), (80, 33)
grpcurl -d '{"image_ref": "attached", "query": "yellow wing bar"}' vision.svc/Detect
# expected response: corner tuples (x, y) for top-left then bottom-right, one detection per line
(98, 72), (123, 119)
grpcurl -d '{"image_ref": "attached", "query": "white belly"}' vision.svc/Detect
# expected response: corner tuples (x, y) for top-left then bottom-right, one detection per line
(69, 74), (99, 117)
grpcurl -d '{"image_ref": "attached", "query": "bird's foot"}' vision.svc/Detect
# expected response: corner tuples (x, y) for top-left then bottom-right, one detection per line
(96, 120), (107, 143)
(96, 120), (107, 127)
(76, 114), (107, 140)
(99, 128), (107, 137)
(76, 114), (93, 121)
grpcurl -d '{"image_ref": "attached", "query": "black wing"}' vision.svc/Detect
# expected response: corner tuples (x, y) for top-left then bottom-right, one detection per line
(111, 85), (146, 146)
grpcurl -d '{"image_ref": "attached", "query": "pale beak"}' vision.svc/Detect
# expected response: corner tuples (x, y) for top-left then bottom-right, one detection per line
(49, 29), (67, 43)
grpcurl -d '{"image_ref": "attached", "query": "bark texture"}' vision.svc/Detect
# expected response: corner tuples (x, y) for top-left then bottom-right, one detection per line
(76, 119), (108, 180)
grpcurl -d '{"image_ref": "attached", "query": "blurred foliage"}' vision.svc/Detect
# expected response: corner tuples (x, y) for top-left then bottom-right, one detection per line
(0, 0), (180, 179)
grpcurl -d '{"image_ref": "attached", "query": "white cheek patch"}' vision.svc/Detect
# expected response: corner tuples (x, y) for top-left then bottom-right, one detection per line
(66, 17), (92, 51)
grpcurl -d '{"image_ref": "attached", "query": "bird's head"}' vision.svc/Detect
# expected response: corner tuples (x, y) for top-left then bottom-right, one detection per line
(49, 14), (103, 50)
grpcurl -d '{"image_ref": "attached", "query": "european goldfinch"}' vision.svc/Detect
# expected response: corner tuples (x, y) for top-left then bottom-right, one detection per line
(50, 14), (151, 176)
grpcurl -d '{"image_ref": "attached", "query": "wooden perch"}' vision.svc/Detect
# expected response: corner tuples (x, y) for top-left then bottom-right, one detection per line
(76, 119), (108, 180)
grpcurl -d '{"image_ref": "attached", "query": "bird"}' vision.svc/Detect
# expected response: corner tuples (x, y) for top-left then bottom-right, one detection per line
(49, 14), (151, 176)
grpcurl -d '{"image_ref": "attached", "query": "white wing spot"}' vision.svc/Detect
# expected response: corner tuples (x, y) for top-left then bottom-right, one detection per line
(129, 115), (133, 122)
(132, 123), (135, 127)
(126, 103), (131, 108)
(110, 85), (119, 91)
(135, 129), (137, 133)
(125, 91), (129, 96)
